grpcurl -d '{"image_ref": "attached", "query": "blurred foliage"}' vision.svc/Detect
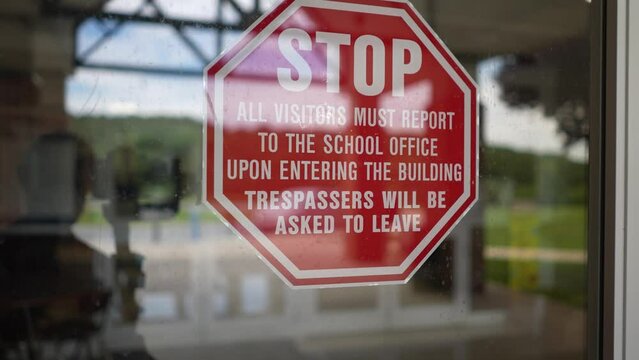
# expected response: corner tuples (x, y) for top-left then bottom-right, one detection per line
(71, 116), (201, 157)
(71, 116), (202, 200)
(481, 146), (587, 204)
(495, 40), (590, 147)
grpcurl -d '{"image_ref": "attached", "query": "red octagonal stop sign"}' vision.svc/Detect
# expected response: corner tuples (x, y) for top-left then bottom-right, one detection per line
(204, 0), (478, 287)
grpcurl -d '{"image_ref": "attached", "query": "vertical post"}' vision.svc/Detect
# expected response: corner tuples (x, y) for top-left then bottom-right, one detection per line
(216, 0), (224, 55)
(453, 225), (471, 315)
(621, 0), (639, 357)
(452, 59), (482, 314)
(606, 0), (639, 358)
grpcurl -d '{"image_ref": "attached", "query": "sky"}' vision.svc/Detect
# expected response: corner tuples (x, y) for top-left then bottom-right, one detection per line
(477, 58), (588, 161)
(65, 0), (588, 161)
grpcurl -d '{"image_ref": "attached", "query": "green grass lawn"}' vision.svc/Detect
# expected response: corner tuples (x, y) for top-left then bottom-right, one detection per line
(485, 205), (587, 250)
(484, 204), (587, 308)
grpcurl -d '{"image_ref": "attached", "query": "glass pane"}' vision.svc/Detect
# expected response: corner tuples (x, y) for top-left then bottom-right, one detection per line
(0, 0), (591, 359)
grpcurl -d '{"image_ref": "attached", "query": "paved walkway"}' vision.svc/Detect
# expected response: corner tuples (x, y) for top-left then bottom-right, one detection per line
(485, 246), (586, 263)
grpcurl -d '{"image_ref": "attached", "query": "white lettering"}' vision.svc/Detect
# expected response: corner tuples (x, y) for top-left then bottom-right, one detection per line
(277, 28), (313, 92)
(392, 39), (422, 97)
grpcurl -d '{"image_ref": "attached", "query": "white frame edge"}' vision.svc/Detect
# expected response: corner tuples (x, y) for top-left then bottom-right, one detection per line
(615, 0), (638, 358)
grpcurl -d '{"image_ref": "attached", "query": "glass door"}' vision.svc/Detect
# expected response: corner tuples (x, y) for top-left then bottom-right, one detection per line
(0, 0), (597, 359)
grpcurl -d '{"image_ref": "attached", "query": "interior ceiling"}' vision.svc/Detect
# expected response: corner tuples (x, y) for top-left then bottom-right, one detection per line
(0, 0), (590, 75)
(57, 0), (591, 57)
(414, 0), (590, 56)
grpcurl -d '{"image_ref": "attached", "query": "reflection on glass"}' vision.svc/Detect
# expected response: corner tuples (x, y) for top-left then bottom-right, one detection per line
(0, 0), (590, 359)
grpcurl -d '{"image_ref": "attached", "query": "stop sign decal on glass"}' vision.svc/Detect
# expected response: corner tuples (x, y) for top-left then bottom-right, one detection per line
(204, 0), (478, 287)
